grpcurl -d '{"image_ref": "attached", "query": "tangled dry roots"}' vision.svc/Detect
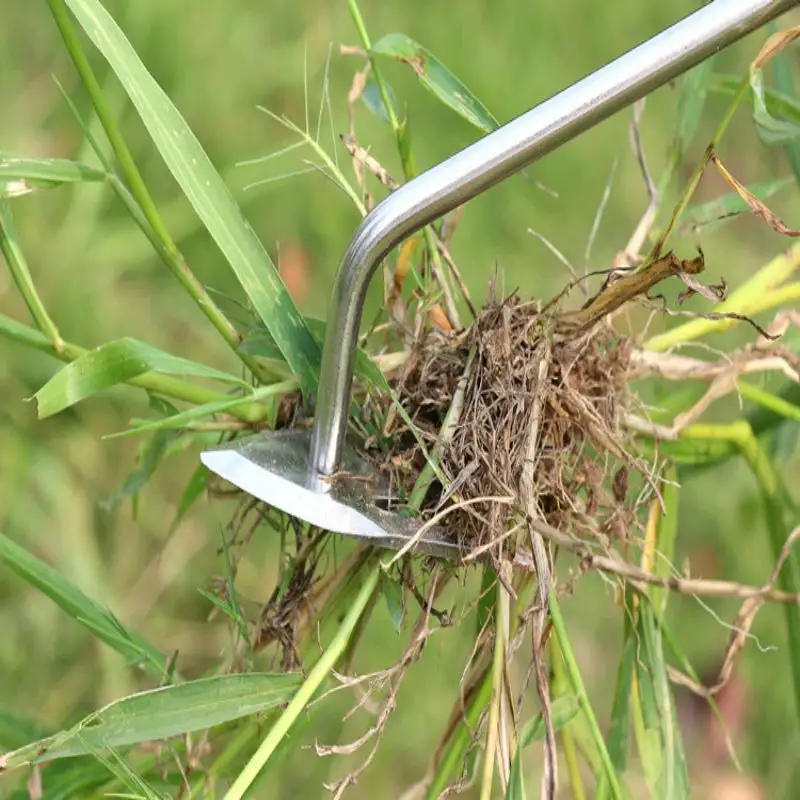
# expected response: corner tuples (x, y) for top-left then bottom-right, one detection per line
(384, 292), (655, 564)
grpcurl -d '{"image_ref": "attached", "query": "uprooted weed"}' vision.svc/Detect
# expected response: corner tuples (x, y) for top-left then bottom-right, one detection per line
(379, 289), (652, 564)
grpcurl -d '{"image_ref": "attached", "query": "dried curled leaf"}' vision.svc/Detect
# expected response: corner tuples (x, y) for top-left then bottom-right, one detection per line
(711, 151), (800, 237)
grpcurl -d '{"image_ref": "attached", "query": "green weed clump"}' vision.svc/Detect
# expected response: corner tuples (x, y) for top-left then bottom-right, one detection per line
(1, 2), (799, 799)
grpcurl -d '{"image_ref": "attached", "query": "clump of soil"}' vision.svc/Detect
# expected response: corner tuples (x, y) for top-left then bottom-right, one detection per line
(378, 291), (654, 566)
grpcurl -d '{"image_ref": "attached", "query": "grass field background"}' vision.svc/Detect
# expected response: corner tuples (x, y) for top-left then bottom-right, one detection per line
(2, 1), (799, 797)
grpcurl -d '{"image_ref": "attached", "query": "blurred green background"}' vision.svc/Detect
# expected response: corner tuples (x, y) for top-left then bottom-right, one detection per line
(2, 1), (800, 797)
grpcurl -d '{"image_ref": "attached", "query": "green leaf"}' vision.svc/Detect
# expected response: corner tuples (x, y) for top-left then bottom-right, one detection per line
(170, 463), (209, 532)
(518, 695), (580, 748)
(108, 379), (297, 438)
(63, 0), (321, 390)
(751, 67), (800, 145)
(380, 574), (405, 633)
(0, 532), (166, 676)
(652, 464), (679, 615)
(506, 697), (580, 800)
(672, 57), (715, 158)
(771, 420), (800, 464)
(602, 634), (635, 785)
(638, 608), (688, 799)
(0, 710), (49, 752)
(679, 177), (791, 233)
(361, 76), (397, 124)
(770, 29), (800, 184)
(506, 752), (527, 800)
(34, 337), (248, 418)
(0, 672), (301, 769)
(371, 34), (499, 133)
(104, 429), (177, 513)
(0, 153), (105, 197)
(740, 381), (800, 426)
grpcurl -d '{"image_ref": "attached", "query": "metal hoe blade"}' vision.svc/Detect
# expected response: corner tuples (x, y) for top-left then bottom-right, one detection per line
(202, 0), (798, 558)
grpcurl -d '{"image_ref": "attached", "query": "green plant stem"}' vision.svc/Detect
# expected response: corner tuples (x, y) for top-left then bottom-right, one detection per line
(479, 585), (506, 800)
(551, 638), (587, 800)
(651, 76), (749, 261)
(0, 200), (64, 352)
(549, 587), (623, 800)
(224, 564), (381, 800)
(46, 0), (273, 384)
(425, 668), (492, 800)
(0, 312), (268, 422)
(739, 381), (800, 424)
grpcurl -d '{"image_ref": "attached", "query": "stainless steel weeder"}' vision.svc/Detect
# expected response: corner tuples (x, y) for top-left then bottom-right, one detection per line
(201, 0), (798, 559)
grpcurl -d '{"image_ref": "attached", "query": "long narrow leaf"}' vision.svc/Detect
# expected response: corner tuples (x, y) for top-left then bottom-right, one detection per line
(679, 177), (791, 234)
(62, 0), (321, 390)
(371, 33), (498, 133)
(0, 673), (301, 769)
(35, 337), (249, 418)
(0, 154), (105, 197)
(0, 532), (166, 676)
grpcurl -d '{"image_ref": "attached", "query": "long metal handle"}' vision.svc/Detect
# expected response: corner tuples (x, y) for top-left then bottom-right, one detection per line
(310, 0), (797, 476)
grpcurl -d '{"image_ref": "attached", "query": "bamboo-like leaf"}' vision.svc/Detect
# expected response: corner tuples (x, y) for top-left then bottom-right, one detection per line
(0, 153), (105, 197)
(62, 0), (321, 390)
(371, 33), (499, 133)
(35, 337), (249, 418)
(0, 673), (301, 769)
(0, 532), (166, 676)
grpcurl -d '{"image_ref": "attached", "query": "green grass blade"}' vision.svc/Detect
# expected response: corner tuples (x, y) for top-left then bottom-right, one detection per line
(361, 75), (398, 124)
(35, 337), (250, 418)
(672, 57), (716, 160)
(678, 177), (791, 234)
(225, 564), (381, 800)
(595, 630), (635, 800)
(739, 381), (800, 425)
(0, 673), (301, 769)
(505, 694), (581, 800)
(0, 532), (166, 677)
(750, 66), (800, 145)
(0, 200), (64, 350)
(61, 0), (321, 390)
(0, 710), (49, 752)
(106, 378), (298, 438)
(104, 429), (178, 513)
(549, 589), (623, 799)
(371, 33), (499, 133)
(0, 153), (105, 197)
(769, 28), (800, 183)
(639, 608), (688, 799)
(170, 464), (208, 532)
(425, 667), (492, 800)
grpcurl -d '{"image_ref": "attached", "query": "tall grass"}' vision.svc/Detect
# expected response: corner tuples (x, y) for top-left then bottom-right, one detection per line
(1, 2), (799, 799)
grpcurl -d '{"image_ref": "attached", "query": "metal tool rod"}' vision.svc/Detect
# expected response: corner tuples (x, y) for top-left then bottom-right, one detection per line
(310, 0), (797, 476)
